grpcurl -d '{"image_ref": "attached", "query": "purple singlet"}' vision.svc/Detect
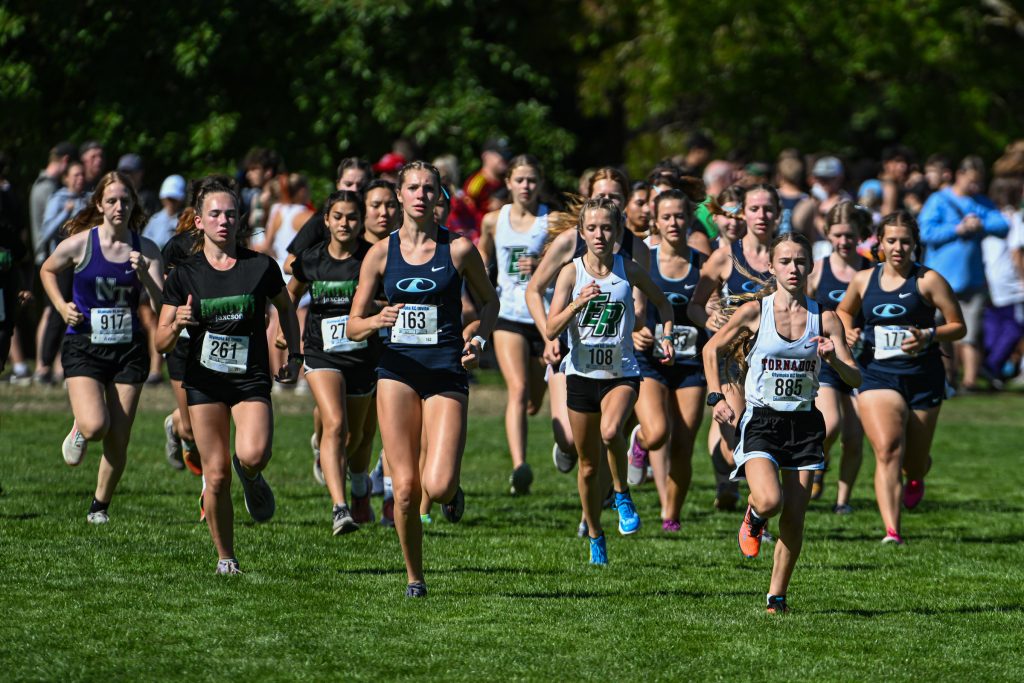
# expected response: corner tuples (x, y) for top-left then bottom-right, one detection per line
(66, 227), (143, 342)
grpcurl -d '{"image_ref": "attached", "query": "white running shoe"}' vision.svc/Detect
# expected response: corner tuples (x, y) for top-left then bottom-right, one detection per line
(62, 424), (87, 467)
(165, 415), (184, 470)
(311, 433), (325, 486)
(626, 424), (648, 486)
(552, 443), (576, 474)
(87, 510), (109, 525)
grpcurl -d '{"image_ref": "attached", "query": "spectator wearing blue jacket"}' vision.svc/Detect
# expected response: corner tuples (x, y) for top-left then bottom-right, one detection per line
(919, 155), (1009, 390)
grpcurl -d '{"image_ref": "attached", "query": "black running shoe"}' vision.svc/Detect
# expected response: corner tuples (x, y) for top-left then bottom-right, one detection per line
(405, 581), (427, 598)
(440, 487), (465, 523)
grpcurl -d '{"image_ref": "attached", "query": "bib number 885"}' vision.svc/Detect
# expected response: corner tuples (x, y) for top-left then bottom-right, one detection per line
(774, 378), (804, 397)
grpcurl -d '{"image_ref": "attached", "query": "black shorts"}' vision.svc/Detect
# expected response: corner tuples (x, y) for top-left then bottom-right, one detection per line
(304, 349), (378, 397)
(377, 367), (468, 399)
(185, 379), (271, 407)
(566, 374), (640, 413)
(165, 335), (192, 382)
(636, 353), (707, 390)
(860, 361), (944, 410)
(61, 333), (149, 385)
(733, 406), (826, 479)
(494, 318), (545, 358)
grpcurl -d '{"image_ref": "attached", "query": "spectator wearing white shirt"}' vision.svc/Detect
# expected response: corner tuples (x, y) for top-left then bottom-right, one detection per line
(142, 175), (186, 249)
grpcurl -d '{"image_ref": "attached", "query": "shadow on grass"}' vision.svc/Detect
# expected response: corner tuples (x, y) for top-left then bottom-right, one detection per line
(814, 604), (1024, 617)
(0, 512), (41, 520)
(490, 588), (750, 600)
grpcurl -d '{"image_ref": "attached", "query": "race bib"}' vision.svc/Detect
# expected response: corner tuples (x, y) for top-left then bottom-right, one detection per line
(764, 365), (815, 411)
(200, 333), (249, 374)
(321, 315), (367, 353)
(90, 307), (132, 344)
(874, 326), (910, 360)
(576, 342), (623, 377)
(653, 323), (698, 360)
(390, 304), (438, 345)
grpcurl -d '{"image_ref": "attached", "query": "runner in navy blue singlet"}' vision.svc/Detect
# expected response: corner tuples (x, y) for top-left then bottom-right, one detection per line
(39, 172), (164, 525)
(838, 212), (965, 545)
(347, 161), (498, 597)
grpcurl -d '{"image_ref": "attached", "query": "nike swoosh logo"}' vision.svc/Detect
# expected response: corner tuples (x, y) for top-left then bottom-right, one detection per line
(898, 292), (912, 299)
(684, 284), (696, 290)
(124, 270), (134, 275)
(431, 266), (445, 272)
(804, 342), (816, 348)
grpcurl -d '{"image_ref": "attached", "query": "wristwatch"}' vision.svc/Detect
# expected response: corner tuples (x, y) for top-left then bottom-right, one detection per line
(288, 352), (304, 363)
(706, 392), (725, 407)
(471, 335), (487, 351)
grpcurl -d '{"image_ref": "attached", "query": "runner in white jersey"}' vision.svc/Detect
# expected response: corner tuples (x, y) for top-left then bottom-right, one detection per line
(478, 155), (553, 495)
(546, 197), (676, 566)
(703, 233), (861, 614)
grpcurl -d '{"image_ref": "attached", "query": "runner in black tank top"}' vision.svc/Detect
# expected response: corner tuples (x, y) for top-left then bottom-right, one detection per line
(807, 203), (873, 512)
(39, 172), (164, 525)
(157, 176), (303, 575)
(687, 184), (779, 512)
(838, 212), (965, 545)
(285, 191), (381, 534)
(346, 161), (498, 597)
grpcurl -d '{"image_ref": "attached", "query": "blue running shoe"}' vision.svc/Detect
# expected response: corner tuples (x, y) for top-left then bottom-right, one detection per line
(589, 534), (608, 566)
(405, 581), (427, 598)
(615, 490), (641, 535)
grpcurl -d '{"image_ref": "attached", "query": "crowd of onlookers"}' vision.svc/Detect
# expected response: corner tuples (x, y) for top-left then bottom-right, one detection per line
(1, 135), (1022, 391)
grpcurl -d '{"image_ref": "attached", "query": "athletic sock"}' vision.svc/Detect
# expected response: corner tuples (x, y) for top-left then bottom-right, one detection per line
(748, 508), (767, 532)
(351, 472), (369, 497)
(89, 498), (110, 514)
(383, 476), (393, 500)
(767, 594), (785, 606)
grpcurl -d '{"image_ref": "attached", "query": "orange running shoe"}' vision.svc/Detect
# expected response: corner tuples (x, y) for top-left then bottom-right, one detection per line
(183, 441), (203, 476)
(738, 505), (765, 558)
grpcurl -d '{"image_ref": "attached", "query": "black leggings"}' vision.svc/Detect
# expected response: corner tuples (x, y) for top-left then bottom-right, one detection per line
(39, 268), (72, 367)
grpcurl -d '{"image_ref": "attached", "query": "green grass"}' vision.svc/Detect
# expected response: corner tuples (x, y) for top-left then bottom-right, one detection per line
(2, 378), (1024, 681)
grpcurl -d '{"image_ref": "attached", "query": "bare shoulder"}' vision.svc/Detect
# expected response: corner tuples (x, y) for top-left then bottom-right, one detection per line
(450, 232), (482, 264)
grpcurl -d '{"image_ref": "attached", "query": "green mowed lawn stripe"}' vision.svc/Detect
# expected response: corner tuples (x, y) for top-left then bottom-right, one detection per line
(2, 387), (1023, 681)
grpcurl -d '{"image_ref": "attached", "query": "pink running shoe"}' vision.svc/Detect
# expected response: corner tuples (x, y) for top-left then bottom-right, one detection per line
(627, 425), (648, 486)
(903, 479), (925, 509)
(662, 519), (681, 532)
(881, 528), (905, 545)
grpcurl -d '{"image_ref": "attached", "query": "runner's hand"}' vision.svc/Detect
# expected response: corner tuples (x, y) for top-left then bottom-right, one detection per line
(902, 326), (928, 354)
(461, 338), (482, 370)
(846, 326), (861, 349)
(658, 338), (675, 366)
(275, 357), (300, 384)
(632, 327), (653, 351)
(175, 294), (198, 331)
(274, 331), (287, 349)
(713, 401), (735, 426)
(517, 253), (537, 277)
(377, 303), (404, 328)
(543, 337), (563, 366)
(61, 301), (83, 326)
(129, 250), (148, 274)
(811, 335), (837, 363)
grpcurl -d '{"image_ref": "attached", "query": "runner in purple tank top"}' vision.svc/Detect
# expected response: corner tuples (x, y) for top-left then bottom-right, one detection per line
(39, 172), (164, 525)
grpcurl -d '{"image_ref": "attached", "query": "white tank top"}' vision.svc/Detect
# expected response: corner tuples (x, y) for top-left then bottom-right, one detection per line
(271, 204), (307, 273)
(562, 254), (639, 379)
(743, 293), (821, 412)
(495, 204), (549, 323)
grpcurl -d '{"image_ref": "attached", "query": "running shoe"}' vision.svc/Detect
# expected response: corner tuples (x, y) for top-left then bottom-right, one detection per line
(662, 519), (681, 532)
(627, 425), (648, 486)
(351, 491), (374, 524)
(87, 510), (109, 525)
(164, 415), (184, 470)
(552, 443), (576, 474)
(810, 470), (825, 500)
(332, 504), (359, 536)
(589, 534), (608, 566)
(311, 433), (325, 486)
(577, 519), (589, 538)
(420, 513), (433, 524)
(62, 423), (87, 467)
(903, 479), (925, 509)
(182, 441), (203, 476)
(232, 455), (275, 523)
(603, 487), (616, 509)
(370, 450), (385, 496)
(380, 497), (395, 527)
(833, 503), (854, 515)
(199, 482), (206, 523)
(766, 595), (789, 615)
(738, 505), (766, 558)
(440, 487), (465, 523)
(215, 558), (243, 575)
(881, 528), (905, 545)
(405, 581), (427, 598)
(714, 480), (739, 511)
(614, 490), (641, 535)
(510, 463), (533, 496)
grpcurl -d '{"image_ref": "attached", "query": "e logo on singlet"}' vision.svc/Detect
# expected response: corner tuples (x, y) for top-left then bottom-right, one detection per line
(741, 281), (761, 293)
(828, 290), (845, 303)
(507, 246), (530, 282)
(396, 278), (436, 293)
(579, 293), (626, 337)
(95, 277), (132, 306)
(872, 303), (907, 318)
(666, 292), (690, 305)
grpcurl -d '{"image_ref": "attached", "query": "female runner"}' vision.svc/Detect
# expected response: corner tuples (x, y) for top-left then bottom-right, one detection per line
(477, 154), (552, 495)
(40, 172), (164, 523)
(286, 190), (380, 533)
(838, 212), (965, 543)
(703, 233), (861, 613)
(546, 196), (675, 564)
(688, 184), (779, 510)
(628, 188), (710, 530)
(347, 161), (498, 597)
(625, 181), (651, 239)
(158, 176), (302, 574)
(711, 186), (747, 255)
(806, 201), (872, 511)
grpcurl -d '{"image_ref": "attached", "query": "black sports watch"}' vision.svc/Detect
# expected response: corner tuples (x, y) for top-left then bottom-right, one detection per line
(288, 352), (304, 363)
(706, 392), (725, 407)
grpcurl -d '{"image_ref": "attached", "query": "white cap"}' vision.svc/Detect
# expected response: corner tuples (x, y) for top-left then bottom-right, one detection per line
(159, 174), (186, 201)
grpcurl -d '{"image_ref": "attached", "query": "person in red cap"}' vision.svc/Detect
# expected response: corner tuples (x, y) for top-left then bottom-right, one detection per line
(463, 138), (511, 229)
(373, 153), (406, 184)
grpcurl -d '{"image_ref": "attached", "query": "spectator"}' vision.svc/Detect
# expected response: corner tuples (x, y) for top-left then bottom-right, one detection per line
(920, 155), (1010, 390)
(906, 153), (952, 214)
(879, 145), (913, 215)
(29, 141), (76, 265)
(683, 131), (714, 174)
(981, 177), (1024, 385)
(463, 137), (511, 228)
(117, 153), (160, 216)
(79, 140), (104, 191)
(372, 152), (405, 185)
(1, 152), (32, 381)
(692, 159), (736, 238)
(142, 175), (186, 248)
(776, 156), (808, 235)
(793, 155), (852, 258)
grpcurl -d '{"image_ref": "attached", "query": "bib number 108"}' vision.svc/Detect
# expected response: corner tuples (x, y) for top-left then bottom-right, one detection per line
(589, 347), (615, 367)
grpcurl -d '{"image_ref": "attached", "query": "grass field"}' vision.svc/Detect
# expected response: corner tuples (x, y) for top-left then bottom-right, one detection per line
(2, 376), (1024, 681)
